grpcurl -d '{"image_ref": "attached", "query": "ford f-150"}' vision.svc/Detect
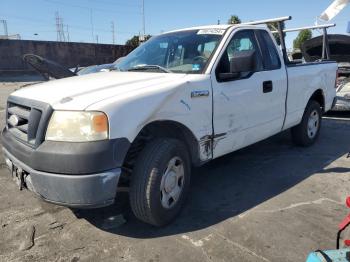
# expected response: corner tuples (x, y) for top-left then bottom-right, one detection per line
(1, 17), (338, 226)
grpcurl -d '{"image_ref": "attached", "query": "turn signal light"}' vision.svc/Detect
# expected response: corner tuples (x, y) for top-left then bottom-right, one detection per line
(92, 114), (108, 133)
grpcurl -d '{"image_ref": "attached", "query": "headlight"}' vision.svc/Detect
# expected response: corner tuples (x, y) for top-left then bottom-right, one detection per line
(45, 111), (109, 142)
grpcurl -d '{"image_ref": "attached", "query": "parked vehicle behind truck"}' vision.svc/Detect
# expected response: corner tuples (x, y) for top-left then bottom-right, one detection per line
(1, 17), (338, 226)
(302, 34), (350, 111)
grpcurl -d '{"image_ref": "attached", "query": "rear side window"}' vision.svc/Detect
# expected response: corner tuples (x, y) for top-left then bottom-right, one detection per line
(256, 30), (281, 70)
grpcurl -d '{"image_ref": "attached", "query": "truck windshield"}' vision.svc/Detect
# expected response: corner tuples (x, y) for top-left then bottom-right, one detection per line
(114, 29), (225, 74)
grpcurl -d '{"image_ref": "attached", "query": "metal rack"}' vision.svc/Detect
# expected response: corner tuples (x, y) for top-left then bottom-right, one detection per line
(237, 16), (336, 63)
(272, 24), (336, 60)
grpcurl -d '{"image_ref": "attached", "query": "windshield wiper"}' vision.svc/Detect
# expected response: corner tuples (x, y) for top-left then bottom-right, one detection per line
(127, 65), (172, 73)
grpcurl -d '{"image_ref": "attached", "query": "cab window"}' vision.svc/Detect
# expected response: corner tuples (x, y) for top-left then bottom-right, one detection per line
(216, 30), (263, 77)
(256, 30), (281, 70)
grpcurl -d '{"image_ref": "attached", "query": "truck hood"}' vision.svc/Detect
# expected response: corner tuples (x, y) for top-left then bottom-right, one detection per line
(23, 54), (77, 79)
(11, 72), (187, 110)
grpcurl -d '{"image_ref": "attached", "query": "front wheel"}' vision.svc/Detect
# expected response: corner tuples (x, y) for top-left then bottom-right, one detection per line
(291, 100), (322, 147)
(129, 138), (191, 226)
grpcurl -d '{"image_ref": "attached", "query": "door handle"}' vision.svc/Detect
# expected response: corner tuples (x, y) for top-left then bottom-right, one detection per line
(263, 81), (273, 93)
(191, 90), (210, 98)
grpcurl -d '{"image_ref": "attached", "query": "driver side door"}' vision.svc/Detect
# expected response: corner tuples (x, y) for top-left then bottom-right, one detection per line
(211, 29), (286, 158)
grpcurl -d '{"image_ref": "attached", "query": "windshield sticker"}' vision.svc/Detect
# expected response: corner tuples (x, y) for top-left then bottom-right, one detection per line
(192, 64), (201, 71)
(197, 29), (226, 35)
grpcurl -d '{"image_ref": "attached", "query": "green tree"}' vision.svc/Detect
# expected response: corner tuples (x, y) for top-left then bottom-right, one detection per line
(293, 29), (312, 49)
(125, 35), (152, 49)
(267, 22), (285, 46)
(228, 15), (241, 24)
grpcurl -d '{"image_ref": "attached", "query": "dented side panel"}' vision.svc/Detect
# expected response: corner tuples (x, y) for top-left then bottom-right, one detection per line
(209, 27), (288, 158)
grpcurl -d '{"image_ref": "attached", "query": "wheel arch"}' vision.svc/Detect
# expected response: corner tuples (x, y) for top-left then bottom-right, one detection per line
(123, 120), (201, 173)
(308, 89), (325, 113)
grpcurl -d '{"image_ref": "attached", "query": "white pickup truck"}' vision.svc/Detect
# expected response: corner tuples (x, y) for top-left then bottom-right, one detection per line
(1, 18), (337, 226)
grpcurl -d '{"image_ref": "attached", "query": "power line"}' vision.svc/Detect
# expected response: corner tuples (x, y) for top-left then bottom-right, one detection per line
(85, 0), (140, 8)
(0, 0), (146, 44)
(43, 0), (141, 16)
(0, 13), (135, 34)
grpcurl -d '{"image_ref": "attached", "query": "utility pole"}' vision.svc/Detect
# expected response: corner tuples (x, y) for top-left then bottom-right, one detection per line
(55, 12), (60, 41)
(55, 12), (66, 42)
(60, 18), (66, 42)
(90, 9), (94, 43)
(111, 21), (115, 44)
(0, 20), (8, 37)
(66, 25), (70, 42)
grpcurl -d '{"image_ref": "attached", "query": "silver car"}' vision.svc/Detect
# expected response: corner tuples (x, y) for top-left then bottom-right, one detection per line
(334, 66), (350, 111)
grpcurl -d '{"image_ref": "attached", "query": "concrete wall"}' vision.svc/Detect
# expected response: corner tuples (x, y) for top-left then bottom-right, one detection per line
(0, 39), (133, 73)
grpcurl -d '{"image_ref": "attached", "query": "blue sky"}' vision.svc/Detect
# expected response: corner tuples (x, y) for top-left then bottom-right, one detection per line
(1, 0), (349, 48)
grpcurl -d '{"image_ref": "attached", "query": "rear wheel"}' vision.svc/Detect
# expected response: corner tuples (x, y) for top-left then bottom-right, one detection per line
(291, 100), (322, 147)
(129, 138), (190, 226)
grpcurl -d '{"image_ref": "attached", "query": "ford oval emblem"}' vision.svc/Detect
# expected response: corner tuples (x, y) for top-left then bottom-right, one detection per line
(8, 115), (20, 127)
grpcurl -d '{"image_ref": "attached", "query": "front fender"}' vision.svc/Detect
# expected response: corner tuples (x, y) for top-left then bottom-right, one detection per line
(86, 74), (214, 161)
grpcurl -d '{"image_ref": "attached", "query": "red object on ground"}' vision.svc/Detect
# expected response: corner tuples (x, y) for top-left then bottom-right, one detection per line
(346, 197), (350, 208)
(339, 215), (350, 231)
(339, 198), (350, 231)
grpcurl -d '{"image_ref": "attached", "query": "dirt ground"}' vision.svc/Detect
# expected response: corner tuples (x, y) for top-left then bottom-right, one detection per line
(1, 81), (350, 262)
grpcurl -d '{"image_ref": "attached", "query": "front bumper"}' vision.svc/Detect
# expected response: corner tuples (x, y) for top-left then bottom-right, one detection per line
(1, 126), (130, 208)
(332, 96), (350, 111)
(1, 127), (130, 174)
(2, 147), (121, 208)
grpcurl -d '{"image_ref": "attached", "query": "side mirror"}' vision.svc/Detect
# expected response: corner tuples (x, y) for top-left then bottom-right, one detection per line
(230, 50), (256, 73)
(218, 50), (256, 82)
(218, 72), (241, 81)
(74, 65), (80, 74)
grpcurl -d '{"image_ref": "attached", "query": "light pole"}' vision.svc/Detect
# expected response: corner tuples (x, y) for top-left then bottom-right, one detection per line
(142, 0), (145, 39)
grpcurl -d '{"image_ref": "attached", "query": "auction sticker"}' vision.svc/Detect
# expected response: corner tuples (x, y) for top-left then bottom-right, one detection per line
(197, 29), (226, 35)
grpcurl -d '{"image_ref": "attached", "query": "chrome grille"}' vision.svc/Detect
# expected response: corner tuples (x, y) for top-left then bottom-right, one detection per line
(6, 96), (53, 148)
(7, 102), (41, 145)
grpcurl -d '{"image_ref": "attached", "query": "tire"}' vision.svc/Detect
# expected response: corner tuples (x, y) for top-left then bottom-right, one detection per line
(129, 138), (191, 226)
(291, 100), (322, 147)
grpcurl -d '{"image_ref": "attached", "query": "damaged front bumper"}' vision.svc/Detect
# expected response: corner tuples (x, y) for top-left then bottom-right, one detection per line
(2, 147), (121, 208)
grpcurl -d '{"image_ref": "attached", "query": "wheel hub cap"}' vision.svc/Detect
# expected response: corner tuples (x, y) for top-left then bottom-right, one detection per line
(307, 110), (319, 139)
(160, 157), (184, 209)
(164, 171), (177, 193)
